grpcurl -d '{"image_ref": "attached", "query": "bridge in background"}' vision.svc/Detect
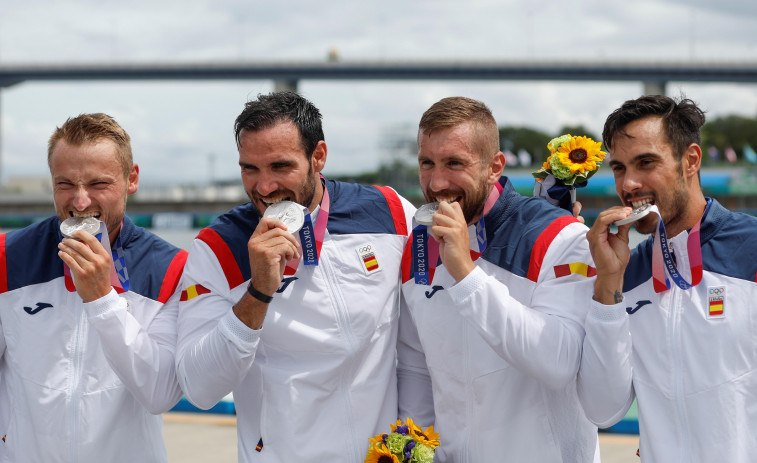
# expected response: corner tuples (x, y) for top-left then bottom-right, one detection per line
(3, 59), (757, 187)
(4, 59), (757, 95)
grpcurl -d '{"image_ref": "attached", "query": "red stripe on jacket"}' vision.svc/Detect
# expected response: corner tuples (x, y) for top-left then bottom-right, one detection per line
(526, 215), (579, 283)
(197, 228), (245, 290)
(0, 234), (7, 293)
(373, 185), (408, 236)
(158, 249), (188, 303)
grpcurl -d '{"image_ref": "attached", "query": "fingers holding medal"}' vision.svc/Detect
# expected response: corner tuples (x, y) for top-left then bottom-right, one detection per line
(416, 201), (474, 282)
(248, 202), (303, 294)
(613, 203), (654, 226)
(58, 217), (113, 302)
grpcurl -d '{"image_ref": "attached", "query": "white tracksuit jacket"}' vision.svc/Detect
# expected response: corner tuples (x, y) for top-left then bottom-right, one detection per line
(0, 216), (186, 463)
(176, 180), (414, 463)
(398, 177), (600, 463)
(578, 199), (757, 462)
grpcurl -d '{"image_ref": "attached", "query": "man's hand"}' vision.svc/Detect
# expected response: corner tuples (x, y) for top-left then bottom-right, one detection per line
(58, 230), (113, 303)
(573, 201), (585, 224)
(430, 201), (475, 283)
(587, 206), (633, 305)
(233, 218), (301, 330)
(247, 217), (301, 297)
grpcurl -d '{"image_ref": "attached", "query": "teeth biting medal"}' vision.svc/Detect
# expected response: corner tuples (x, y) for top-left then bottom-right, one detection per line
(263, 201), (305, 234)
(614, 203), (654, 226)
(415, 202), (440, 226)
(60, 217), (101, 238)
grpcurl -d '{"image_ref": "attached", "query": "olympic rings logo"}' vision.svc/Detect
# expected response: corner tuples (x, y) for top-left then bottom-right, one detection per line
(708, 287), (724, 295)
(358, 245), (372, 253)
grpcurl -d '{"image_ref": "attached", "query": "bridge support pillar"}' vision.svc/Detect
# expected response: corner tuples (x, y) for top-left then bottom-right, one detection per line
(643, 81), (667, 96)
(274, 79), (299, 93)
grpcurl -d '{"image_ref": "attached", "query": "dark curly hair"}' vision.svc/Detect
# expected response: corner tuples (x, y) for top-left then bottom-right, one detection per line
(234, 91), (324, 160)
(603, 95), (706, 162)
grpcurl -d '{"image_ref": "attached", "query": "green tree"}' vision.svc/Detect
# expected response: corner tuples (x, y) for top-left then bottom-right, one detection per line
(558, 125), (599, 143)
(498, 126), (552, 166)
(701, 115), (757, 164)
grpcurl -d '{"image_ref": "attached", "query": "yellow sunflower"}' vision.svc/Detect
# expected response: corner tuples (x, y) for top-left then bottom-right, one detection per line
(365, 442), (401, 463)
(541, 155), (552, 171)
(406, 418), (441, 449)
(368, 433), (387, 446)
(555, 136), (606, 175)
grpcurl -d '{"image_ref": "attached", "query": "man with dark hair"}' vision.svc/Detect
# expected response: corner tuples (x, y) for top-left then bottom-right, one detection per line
(398, 96), (599, 462)
(176, 92), (415, 463)
(0, 113), (187, 462)
(578, 94), (757, 462)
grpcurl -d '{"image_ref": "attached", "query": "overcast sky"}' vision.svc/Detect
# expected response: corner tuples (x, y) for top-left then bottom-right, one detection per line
(2, 0), (757, 187)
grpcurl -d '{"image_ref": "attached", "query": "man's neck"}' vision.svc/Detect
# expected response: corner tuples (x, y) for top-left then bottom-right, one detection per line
(667, 194), (707, 238)
(306, 179), (324, 214)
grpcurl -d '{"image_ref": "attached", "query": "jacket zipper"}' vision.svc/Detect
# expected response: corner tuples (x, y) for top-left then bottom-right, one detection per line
(320, 247), (360, 463)
(70, 306), (88, 463)
(669, 239), (691, 463)
(461, 323), (471, 463)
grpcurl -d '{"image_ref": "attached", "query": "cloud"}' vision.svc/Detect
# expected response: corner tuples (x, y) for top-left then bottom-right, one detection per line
(2, 0), (757, 185)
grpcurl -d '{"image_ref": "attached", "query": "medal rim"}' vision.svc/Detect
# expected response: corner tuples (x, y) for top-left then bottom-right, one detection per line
(613, 203), (654, 226)
(415, 202), (439, 226)
(60, 217), (101, 238)
(263, 201), (306, 234)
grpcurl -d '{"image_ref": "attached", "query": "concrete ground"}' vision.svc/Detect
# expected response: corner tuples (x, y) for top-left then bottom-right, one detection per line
(163, 412), (640, 462)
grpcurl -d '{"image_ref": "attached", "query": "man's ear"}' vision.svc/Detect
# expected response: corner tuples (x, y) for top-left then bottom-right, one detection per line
(682, 143), (702, 181)
(311, 141), (327, 174)
(127, 163), (139, 195)
(488, 151), (506, 185)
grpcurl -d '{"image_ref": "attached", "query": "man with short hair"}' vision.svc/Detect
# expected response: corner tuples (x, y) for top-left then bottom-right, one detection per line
(0, 113), (186, 462)
(398, 96), (599, 462)
(578, 94), (757, 462)
(176, 92), (414, 463)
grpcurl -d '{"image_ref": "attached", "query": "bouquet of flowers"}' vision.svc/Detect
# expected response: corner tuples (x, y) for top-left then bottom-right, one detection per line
(532, 134), (606, 211)
(365, 418), (440, 463)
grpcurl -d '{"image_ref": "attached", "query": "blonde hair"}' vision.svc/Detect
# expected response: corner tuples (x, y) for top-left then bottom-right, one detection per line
(418, 96), (500, 161)
(48, 113), (133, 177)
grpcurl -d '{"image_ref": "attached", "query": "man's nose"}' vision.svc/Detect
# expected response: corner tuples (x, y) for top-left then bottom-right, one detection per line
(73, 187), (92, 211)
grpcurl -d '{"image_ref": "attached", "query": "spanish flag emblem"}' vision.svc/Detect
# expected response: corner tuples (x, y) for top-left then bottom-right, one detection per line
(180, 284), (211, 301)
(362, 253), (379, 272)
(553, 262), (597, 278)
(707, 286), (726, 318)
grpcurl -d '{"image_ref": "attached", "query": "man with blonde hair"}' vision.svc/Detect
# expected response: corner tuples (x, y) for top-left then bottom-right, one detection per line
(398, 96), (600, 462)
(0, 113), (186, 462)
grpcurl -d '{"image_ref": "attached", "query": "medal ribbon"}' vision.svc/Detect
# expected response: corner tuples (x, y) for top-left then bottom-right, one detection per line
(283, 175), (330, 276)
(64, 221), (130, 293)
(649, 205), (703, 293)
(412, 182), (504, 285)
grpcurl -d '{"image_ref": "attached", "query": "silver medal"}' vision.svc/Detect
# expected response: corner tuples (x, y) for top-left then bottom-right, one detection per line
(415, 202), (439, 226)
(263, 201), (305, 234)
(614, 203), (654, 226)
(60, 217), (101, 239)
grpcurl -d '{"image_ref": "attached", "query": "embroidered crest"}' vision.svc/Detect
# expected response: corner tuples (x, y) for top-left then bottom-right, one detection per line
(356, 243), (381, 275)
(707, 286), (725, 318)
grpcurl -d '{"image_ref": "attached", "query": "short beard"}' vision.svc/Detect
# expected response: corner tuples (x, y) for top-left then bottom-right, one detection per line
(248, 164), (318, 217)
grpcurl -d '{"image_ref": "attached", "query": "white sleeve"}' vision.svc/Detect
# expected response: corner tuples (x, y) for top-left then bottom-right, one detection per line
(577, 299), (635, 427)
(446, 223), (593, 390)
(0, 313), (5, 360)
(84, 287), (183, 414)
(175, 238), (260, 410)
(397, 288), (435, 427)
